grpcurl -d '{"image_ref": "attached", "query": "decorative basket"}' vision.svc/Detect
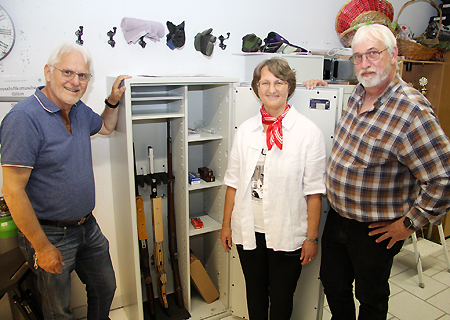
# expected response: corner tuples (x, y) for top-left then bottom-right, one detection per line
(335, 0), (395, 34)
(339, 12), (395, 47)
(395, 0), (442, 61)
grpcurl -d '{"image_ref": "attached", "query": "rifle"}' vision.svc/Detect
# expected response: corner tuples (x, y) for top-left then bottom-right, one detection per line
(148, 146), (169, 311)
(133, 145), (155, 318)
(167, 120), (184, 308)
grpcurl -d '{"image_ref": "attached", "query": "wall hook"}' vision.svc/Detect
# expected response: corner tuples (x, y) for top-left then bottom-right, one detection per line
(107, 27), (117, 48)
(138, 36), (146, 48)
(218, 32), (230, 50)
(75, 26), (84, 45)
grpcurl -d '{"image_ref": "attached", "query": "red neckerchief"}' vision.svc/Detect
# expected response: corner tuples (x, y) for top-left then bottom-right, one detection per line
(260, 103), (290, 150)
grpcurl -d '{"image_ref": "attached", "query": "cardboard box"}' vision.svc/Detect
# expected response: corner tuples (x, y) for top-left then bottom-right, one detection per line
(190, 252), (219, 303)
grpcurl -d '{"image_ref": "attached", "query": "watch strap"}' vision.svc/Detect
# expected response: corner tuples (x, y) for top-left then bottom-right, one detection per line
(306, 237), (319, 244)
(105, 98), (119, 108)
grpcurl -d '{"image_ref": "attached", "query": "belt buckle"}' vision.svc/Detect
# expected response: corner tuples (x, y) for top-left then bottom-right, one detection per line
(77, 216), (87, 225)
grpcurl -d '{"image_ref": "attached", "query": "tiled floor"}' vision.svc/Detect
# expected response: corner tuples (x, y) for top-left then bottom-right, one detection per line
(109, 237), (450, 320)
(322, 237), (450, 320)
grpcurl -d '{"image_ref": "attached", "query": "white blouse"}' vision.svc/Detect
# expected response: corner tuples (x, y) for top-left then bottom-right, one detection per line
(224, 107), (326, 251)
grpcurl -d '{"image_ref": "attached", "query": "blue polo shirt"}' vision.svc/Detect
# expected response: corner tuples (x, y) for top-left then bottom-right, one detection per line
(0, 87), (103, 221)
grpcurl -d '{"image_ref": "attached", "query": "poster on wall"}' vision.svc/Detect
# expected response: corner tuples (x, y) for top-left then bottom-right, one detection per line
(0, 76), (43, 99)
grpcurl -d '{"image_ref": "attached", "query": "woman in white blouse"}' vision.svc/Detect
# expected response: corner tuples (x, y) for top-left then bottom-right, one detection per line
(220, 57), (326, 320)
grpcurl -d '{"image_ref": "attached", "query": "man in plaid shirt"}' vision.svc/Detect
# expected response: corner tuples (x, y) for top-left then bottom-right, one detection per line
(305, 24), (450, 319)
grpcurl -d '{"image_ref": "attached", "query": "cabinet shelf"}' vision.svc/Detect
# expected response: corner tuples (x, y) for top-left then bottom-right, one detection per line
(188, 179), (223, 191)
(190, 290), (228, 318)
(131, 94), (184, 102)
(131, 112), (184, 122)
(189, 214), (222, 236)
(188, 132), (223, 143)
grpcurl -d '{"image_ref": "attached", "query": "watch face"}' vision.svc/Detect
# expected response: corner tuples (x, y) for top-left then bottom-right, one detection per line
(403, 217), (413, 229)
(0, 5), (15, 61)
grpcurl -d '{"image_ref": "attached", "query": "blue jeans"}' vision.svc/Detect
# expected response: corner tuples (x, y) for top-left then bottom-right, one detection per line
(237, 232), (303, 320)
(19, 216), (116, 320)
(320, 208), (403, 320)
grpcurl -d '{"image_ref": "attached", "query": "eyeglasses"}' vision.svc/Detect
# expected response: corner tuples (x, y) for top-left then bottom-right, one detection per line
(257, 80), (288, 92)
(50, 66), (92, 83)
(349, 48), (388, 65)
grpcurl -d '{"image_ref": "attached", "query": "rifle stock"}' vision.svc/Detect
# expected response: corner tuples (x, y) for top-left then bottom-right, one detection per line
(134, 144), (155, 317)
(151, 197), (169, 309)
(167, 120), (184, 308)
(136, 196), (156, 317)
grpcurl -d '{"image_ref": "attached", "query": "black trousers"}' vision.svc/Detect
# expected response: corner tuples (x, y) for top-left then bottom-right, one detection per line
(237, 232), (303, 320)
(320, 208), (403, 320)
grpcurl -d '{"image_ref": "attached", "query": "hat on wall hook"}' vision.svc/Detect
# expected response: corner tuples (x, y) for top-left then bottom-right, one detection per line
(166, 21), (186, 49)
(120, 17), (164, 48)
(107, 27), (117, 48)
(218, 32), (230, 50)
(75, 26), (84, 45)
(194, 28), (216, 57)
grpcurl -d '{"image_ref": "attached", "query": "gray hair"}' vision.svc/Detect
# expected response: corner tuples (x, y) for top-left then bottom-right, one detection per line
(251, 57), (296, 100)
(352, 24), (397, 56)
(47, 42), (92, 73)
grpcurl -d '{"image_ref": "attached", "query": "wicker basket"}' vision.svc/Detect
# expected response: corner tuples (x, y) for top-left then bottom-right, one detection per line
(395, 0), (442, 61)
(335, 0), (394, 34)
(339, 12), (395, 47)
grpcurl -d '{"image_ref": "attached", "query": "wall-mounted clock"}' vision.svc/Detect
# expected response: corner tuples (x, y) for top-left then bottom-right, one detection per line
(0, 5), (15, 61)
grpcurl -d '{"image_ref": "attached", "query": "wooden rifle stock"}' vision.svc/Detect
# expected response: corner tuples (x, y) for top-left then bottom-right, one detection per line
(133, 145), (155, 317)
(167, 120), (184, 308)
(136, 197), (156, 317)
(148, 146), (169, 311)
(151, 198), (169, 309)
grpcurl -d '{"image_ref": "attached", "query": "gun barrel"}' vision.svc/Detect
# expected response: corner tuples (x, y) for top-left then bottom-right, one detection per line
(167, 121), (184, 308)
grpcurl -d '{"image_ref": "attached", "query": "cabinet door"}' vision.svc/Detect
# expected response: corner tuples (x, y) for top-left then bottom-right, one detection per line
(232, 85), (343, 319)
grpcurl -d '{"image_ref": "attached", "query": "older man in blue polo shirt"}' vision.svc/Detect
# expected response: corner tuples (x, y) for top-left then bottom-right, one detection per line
(0, 42), (130, 320)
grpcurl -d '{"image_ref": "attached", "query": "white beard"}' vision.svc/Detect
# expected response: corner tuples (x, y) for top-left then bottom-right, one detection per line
(357, 63), (392, 88)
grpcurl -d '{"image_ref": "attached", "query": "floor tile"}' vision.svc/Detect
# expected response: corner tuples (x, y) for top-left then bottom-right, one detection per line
(427, 287), (450, 314)
(390, 260), (409, 277)
(389, 290), (445, 320)
(390, 269), (447, 300)
(389, 282), (403, 296)
(436, 252), (450, 267)
(395, 253), (447, 277)
(109, 308), (127, 320)
(433, 269), (450, 286)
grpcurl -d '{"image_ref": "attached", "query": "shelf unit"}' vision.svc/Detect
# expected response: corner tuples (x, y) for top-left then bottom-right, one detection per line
(400, 51), (450, 238)
(108, 77), (238, 320)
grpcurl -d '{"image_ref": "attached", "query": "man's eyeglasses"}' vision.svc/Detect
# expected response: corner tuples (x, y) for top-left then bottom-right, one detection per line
(257, 80), (288, 92)
(349, 48), (388, 65)
(51, 66), (92, 83)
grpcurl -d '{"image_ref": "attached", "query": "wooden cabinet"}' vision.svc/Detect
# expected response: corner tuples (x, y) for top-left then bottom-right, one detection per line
(400, 51), (450, 237)
(108, 77), (238, 319)
(400, 51), (450, 137)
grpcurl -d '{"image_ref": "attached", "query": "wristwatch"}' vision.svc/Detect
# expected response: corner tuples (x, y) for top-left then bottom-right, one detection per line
(403, 217), (415, 230)
(104, 97), (119, 108)
(306, 237), (319, 244)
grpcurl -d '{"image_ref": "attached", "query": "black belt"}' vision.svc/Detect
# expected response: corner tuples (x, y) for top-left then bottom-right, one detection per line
(38, 212), (92, 227)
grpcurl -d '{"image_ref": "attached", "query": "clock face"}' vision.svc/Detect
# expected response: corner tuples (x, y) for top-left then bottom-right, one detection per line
(0, 5), (15, 61)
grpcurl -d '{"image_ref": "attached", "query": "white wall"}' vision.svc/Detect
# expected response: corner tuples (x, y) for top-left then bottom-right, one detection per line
(0, 0), (441, 314)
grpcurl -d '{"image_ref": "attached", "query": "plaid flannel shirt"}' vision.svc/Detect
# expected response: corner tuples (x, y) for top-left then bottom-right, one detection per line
(326, 74), (450, 229)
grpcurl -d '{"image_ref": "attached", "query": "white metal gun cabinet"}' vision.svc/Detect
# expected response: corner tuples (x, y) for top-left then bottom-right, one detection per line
(108, 76), (345, 320)
(108, 77), (238, 320)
